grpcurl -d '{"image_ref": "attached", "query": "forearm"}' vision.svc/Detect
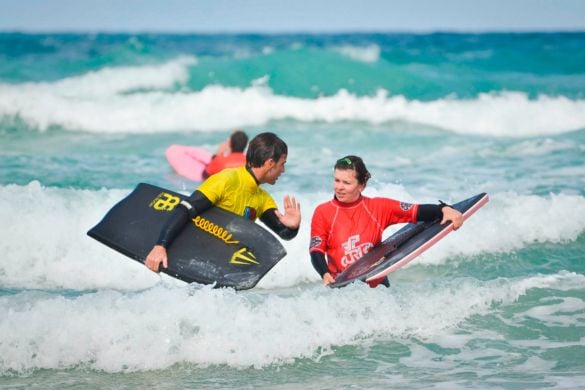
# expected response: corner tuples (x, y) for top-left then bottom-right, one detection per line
(156, 205), (189, 248)
(260, 209), (299, 240)
(310, 251), (329, 277)
(155, 190), (213, 248)
(416, 201), (451, 223)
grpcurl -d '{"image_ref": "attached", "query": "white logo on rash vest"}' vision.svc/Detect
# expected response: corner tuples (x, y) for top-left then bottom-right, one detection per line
(341, 234), (373, 267)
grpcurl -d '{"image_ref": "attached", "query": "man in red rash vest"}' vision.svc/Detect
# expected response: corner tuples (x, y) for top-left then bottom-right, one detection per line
(203, 130), (248, 178)
(309, 155), (463, 288)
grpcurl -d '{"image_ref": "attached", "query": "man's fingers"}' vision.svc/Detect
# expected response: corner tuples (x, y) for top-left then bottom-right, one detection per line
(283, 195), (299, 210)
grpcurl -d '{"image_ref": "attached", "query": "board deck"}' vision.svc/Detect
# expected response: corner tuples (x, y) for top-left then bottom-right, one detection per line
(330, 193), (489, 288)
(166, 145), (212, 181)
(87, 183), (287, 290)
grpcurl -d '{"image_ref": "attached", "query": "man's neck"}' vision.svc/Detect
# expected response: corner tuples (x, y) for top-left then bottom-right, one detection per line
(246, 166), (261, 184)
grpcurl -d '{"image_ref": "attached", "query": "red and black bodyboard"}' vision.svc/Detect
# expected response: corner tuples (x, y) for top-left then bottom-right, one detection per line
(330, 193), (489, 288)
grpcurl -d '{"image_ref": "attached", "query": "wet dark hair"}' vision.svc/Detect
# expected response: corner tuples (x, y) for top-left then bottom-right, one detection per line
(230, 130), (248, 153)
(334, 155), (371, 185)
(246, 132), (288, 168)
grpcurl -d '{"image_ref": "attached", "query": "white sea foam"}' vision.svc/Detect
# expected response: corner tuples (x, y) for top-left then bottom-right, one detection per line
(2, 182), (584, 372)
(1, 59), (584, 136)
(0, 269), (581, 372)
(0, 182), (162, 290)
(1, 183), (584, 291)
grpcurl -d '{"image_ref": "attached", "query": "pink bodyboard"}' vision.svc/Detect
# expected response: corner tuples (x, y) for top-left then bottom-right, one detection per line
(166, 145), (213, 181)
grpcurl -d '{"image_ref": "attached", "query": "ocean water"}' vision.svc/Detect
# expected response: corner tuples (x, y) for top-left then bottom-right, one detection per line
(1, 32), (585, 389)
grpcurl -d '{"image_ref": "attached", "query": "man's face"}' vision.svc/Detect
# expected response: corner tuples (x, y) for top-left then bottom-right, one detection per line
(263, 154), (287, 185)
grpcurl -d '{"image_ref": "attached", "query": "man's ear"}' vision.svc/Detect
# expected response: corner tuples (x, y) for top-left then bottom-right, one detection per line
(264, 158), (275, 169)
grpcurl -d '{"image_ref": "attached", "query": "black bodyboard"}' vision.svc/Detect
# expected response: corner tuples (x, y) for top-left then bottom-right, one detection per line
(87, 183), (287, 290)
(330, 193), (489, 288)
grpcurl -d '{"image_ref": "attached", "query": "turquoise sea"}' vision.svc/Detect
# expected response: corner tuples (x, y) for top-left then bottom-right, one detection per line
(1, 32), (585, 389)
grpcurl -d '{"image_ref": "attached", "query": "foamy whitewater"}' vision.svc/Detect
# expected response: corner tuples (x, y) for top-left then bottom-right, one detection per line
(1, 32), (584, 389)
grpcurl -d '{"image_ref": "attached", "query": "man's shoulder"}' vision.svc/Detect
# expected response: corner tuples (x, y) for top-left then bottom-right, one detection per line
(200, 167), (240, 187)
(227, 152), (246, 160)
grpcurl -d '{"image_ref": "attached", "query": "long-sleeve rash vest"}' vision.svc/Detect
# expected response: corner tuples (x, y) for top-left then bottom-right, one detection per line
(156, 166), (297, 248)
(309, 195), (449, 287)
(309, 196), (419, 282)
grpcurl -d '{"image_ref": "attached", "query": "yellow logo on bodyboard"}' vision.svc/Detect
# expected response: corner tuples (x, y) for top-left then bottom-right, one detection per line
(150, 192), (180, 211)
(230, 247), (259, 265)
(192, 215), (239, 245)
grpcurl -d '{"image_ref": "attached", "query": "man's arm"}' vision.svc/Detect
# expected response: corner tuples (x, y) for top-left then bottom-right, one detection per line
(259, 195), (301, 240)
(145, 191), (213, 272)
(260, 208), (299, 240)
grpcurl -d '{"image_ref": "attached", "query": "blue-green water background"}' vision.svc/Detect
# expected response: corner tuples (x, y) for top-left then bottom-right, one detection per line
(1, 33), (585, 389)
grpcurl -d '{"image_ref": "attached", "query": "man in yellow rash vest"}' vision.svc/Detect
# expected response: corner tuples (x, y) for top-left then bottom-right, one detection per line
(145, 132), (301, 273)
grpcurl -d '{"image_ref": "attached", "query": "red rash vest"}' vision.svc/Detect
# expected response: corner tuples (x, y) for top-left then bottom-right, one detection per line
(310, 195), (418, 283)
(205, 152), (246, 176)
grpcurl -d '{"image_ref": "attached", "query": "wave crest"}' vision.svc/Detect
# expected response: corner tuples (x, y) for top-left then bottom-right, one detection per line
(1, 58), (584, 136)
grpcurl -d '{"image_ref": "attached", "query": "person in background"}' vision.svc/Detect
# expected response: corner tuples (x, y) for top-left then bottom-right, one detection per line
(146, 132), (301, 273)
(203, 130), (248, 179)
(309, 155), (463, 288)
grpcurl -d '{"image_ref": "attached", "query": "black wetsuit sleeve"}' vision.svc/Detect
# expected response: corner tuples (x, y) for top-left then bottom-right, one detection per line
(259, 208), (299, 240)
(155, 190), (213, 248)
(416, 202), (451, 223)
(310, 251), (329, 277)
